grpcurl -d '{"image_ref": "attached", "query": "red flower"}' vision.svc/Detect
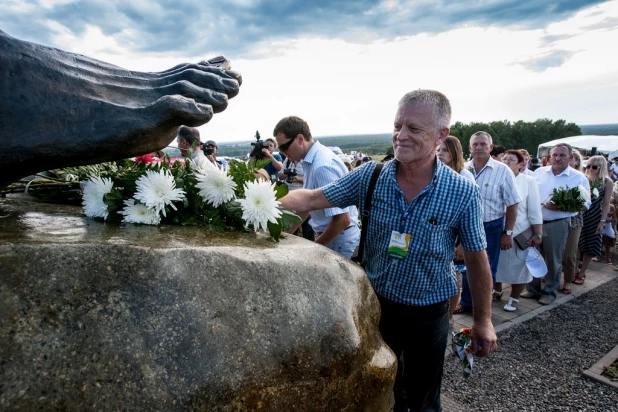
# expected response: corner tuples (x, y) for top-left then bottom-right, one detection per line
(134, 154), (156, 164)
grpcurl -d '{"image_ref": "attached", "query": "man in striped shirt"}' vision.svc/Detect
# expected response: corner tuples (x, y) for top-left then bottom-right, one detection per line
(274, 116), (359, 258)
(456, 131), (521, 312)
(279, 91), (497, 411)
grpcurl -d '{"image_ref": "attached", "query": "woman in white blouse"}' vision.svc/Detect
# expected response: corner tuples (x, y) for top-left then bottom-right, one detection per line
(494, 150), (543, 311)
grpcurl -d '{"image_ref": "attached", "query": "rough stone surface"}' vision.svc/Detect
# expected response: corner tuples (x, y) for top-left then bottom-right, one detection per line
(0, 195), (396, 411)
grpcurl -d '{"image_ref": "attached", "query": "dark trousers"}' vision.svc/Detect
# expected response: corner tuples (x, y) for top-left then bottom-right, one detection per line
(378, 297), (449, 412)
(460, 217), (503, 307)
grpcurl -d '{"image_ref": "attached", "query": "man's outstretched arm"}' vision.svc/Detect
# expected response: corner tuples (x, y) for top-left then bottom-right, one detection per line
(279, 188), (333, 215)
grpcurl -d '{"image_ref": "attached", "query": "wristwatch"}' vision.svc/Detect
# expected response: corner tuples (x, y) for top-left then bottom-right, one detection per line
(503, 229), (513, 236)
(533, 233), (542, 239)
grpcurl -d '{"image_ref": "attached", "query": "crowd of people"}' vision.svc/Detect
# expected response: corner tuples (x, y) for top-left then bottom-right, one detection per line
(451, 140), (617, 316)
(165, 92), (617, 412)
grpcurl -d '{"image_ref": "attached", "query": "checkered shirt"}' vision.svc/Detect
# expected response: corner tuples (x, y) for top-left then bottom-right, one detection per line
(322, 159), (487, 306)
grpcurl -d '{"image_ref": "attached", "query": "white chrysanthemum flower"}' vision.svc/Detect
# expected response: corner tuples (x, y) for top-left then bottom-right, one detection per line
(134, 169), (185, 217)
(237, 180), (282, 231)
(592, 188), (600, 198)
(118, 199), (161, 225)
(578, 184), (591, 203)
(195, 168), (237, 207)
(82, 176), (113, 219)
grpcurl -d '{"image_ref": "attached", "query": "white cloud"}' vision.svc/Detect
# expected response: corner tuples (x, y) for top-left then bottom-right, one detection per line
(6, 0), (616, 143)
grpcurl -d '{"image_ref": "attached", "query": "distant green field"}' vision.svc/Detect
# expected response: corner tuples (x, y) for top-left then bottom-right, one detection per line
(580, 124), (618, 135)
(217, 133), (392, 157)
(216, 123), (618, 158)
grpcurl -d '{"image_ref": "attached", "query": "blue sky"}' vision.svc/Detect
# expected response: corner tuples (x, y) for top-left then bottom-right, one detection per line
(2, 0), (617, 142)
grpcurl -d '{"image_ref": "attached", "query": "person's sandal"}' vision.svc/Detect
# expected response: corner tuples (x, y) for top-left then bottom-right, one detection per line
(492, 289), (503, 301)
(503, 297), (519, 312)
(573, 274), (586, 285)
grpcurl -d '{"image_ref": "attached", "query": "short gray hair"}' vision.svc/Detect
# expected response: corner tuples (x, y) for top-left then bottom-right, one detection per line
(552, 143), (573, 156)
(398, 89), (451, 129)
(471, 131), (493, 145)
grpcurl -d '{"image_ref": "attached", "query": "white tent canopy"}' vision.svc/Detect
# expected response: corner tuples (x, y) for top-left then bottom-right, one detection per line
(537, 135), (618, 158)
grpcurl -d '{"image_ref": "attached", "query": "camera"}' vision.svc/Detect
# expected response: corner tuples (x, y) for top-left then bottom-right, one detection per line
(283, 168), (297, 183)
(249, 131), (269, 160)
(202, 146), (215, 156)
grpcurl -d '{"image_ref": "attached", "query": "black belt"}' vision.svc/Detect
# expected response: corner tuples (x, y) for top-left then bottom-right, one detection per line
(377, 295), (449, 311)
(543, 217), (568, 224)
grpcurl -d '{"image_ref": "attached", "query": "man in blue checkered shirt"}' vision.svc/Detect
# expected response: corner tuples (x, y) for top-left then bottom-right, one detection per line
(279, 90), (497, 411)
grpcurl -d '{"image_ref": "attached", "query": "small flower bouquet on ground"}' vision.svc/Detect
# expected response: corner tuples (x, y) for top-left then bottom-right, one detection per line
(2, 155), (301, 241)
(452, 328), (474, 378)
(548, 185), (590, 212)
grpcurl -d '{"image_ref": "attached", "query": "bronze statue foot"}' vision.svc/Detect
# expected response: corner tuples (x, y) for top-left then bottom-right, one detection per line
(0, 30), (242, 186)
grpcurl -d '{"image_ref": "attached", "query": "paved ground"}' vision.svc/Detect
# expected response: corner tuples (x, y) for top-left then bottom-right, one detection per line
(441, 260), (618, 411)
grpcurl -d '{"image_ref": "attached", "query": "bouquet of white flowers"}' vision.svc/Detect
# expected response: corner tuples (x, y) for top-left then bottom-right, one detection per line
(3, 154), (301, 241)
(548, 185), (589, 212)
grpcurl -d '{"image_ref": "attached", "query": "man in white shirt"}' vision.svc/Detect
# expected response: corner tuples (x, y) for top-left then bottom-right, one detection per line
(274, 116), (359, 258)
(456, 131), (521, 312)
(522, 143), (591, 304)
(177, 126), (207, 166)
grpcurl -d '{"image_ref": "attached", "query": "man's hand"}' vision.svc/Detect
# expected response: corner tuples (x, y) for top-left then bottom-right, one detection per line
(261, 148), (272, 159)
(528, 235), (542, 248)
(543, 202), (560, 211)
(500, 233), (513, 250)
(470, 319), (497, 357)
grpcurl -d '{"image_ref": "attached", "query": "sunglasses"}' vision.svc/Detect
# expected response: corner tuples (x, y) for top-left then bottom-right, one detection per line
(585, 165), (599, 170)
(278, 137), (295, 152)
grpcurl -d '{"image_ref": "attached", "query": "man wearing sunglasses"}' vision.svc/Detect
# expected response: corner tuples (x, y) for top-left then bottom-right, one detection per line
(273, 116), (359, 259)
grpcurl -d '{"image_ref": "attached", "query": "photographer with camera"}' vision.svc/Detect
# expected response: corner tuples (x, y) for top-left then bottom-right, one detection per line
(279, 158), (304, 190)
(279, 157), (314, 241)
(249, 131), (282, 180)
(203, 140), (229, 170)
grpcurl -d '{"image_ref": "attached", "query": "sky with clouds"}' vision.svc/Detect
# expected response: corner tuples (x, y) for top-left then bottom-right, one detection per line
(2, 0), (617, 143)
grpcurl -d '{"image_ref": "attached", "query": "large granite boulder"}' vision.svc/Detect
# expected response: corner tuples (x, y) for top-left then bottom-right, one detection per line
(0, 195), (396, 411)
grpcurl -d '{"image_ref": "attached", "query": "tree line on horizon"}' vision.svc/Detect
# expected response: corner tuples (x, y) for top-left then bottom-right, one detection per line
(217, 118), (585, 158)
(449, 118), (581, 157)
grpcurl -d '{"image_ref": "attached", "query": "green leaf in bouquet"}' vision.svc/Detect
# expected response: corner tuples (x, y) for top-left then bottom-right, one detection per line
(103, 188), (125, 210)
(209, 214), (227, 232)
(274, 182), (289, 199)
(280, 209), (303, 230)
(550, 186), (585, 213)
(267, 220), (283, 242)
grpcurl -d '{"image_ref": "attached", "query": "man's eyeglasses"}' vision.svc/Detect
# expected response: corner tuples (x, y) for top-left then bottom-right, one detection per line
(585, 165), (599, 171)
(278, 137), (295, 152)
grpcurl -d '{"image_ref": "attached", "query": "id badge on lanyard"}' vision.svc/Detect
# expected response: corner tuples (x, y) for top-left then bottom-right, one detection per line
(387, 230), (411, 259)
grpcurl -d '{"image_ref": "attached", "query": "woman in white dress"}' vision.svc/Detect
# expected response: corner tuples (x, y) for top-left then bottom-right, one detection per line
(494, 150), (543, 311)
